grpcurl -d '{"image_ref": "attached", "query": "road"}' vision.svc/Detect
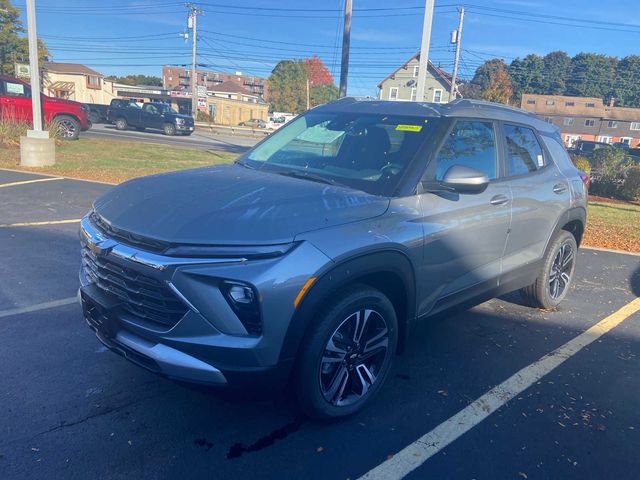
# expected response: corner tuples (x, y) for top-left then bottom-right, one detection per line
(84, 123), (260, 153)
(1, 168), (639, 480)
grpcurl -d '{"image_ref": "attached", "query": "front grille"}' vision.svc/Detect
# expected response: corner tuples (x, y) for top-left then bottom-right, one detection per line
(90, 212), (169, 253)
(81, 246), (188, 329)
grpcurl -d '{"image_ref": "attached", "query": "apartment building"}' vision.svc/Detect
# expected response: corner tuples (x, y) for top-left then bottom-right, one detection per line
(162, 66), (267, 98)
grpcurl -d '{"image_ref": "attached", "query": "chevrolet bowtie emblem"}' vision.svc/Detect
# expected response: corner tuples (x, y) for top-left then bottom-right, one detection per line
(88, 238), (118, 256)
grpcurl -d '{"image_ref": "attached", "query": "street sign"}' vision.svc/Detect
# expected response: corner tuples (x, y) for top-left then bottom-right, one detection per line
(198, 97), (206, 108)
(15, 63), (30, 78)
(197, 85), (207, 97)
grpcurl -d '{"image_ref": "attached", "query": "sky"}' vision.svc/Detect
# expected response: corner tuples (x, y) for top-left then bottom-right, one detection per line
(12, 0), (640, 97)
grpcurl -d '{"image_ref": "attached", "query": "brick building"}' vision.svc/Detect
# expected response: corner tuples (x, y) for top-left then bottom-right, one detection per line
(162, 66), (267, 99)
(520, 93), (640, 148)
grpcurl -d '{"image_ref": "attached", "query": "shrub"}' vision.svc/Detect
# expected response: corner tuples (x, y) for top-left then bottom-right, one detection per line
(589, 147), (633, 198)
(0, 119), (29, 149)
(570, 155), (591, 174)
(621, 166), (640, 202)
(196, 110), (212, 123)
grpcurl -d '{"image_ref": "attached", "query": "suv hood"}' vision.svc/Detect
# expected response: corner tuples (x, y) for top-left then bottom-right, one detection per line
(93, 164), (389, 245)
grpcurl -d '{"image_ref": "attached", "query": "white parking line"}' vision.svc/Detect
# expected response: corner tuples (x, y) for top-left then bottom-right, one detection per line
(359, 297), (640, 480)
(0, 177), (63, 188)
(0, 219), (81, 228)
(0, 297), (78, 319)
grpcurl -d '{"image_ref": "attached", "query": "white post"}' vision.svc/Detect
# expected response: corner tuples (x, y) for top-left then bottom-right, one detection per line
(21, 0), (55, 167)
(26, 0), (46, 138)
(415, 0), (435, 102)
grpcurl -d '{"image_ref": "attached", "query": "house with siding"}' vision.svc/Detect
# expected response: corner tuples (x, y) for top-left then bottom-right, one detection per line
(377, 53), (456, 103)
(520, 93), (640, 148)
(42, 62), (117, 105)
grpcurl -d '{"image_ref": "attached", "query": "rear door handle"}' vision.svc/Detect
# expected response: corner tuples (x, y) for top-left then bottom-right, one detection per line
(490, 194), (510, 206)
(553, 183), (567, 194)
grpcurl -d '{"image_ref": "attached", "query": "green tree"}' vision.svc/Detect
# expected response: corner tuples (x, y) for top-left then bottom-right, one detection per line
(613, 56), (640, 107)
(566, 53), (617, 99)
(461, 59), (510, 100)
(109, 74), (162, 86)
(508, 53), (543, 101)
(481, 67), (513, 104)
(541, 51), (571, 95)
(0, 0), (49, 75)
(268, 60), (307, 113)
(309, 83), (338, 107)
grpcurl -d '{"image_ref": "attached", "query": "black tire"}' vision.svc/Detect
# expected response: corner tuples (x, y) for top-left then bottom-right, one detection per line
(295, 285), (398, 421)
(135, 126), (146, 132)
(520, 230), (577, 309)
(52, 115), (80, 140)
(163, 123), (176, 136)
(115, 117), (128, 131)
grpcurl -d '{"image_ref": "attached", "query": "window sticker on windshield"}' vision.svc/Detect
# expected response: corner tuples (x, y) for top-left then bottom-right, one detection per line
(395, 124), (422, 132)
(537, 154), (544, 167)
(6, 82), (24, 95)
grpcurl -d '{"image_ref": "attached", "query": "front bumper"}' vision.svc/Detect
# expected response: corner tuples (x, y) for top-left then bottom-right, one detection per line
(78, 215), (330, 387)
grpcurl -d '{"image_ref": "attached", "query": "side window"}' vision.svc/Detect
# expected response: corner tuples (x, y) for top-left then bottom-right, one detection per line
(434, 121), (497, 181)
(504, 124), (544, 176)
(3, 80), (31, 98)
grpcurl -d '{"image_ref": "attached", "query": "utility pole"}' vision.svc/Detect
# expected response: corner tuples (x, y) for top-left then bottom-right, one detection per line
(449, 6), (464, 100)
(338, 0), (352, 98)
(187, 3), (203, 118)
(20, 0), (55, 167)
(415, 0), (435, 102)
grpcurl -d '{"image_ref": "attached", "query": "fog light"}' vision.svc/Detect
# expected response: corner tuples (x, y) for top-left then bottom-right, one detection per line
(229, 284), (254, 304)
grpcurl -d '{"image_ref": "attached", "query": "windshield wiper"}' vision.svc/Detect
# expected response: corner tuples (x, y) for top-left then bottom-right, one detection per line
(276, 170), (340, 186)
(235, 159), (256, 170)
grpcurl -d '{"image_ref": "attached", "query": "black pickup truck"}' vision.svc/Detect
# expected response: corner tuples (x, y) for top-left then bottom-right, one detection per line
(106, 100), (194, 135)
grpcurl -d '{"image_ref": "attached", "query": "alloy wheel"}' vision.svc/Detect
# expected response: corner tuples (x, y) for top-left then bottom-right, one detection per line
(548, 241), (574, 299)
(55, 119), (77, 139)
(319, 308), (390, 407)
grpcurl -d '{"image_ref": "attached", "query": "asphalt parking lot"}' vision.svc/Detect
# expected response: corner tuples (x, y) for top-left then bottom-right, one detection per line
(1, 168), (639, 480)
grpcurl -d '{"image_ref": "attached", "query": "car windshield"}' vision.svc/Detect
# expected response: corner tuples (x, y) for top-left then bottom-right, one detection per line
(242, 111), (431, 195)
(155, 104), (178, 114)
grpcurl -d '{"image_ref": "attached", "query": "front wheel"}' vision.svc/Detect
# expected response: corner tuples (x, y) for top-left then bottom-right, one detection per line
(115, 117), (128, 131)
(52, 115), (80, 140)
(163, 123), (176, 136)
(520, 230), (577, 309)
(295, 286), (397, 420)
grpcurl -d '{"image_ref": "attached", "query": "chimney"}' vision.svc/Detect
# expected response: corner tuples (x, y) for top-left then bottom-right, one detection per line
(609, 97), (616, 107)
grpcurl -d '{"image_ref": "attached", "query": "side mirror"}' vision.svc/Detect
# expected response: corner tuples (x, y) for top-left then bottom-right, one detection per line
(440, 165), (489, 194)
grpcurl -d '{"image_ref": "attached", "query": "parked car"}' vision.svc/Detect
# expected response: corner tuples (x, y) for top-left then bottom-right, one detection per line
(79, 98), (587, 420)
(567, 139), (611, 156)
(106, 100), (194, 135)
(84, 103), (109, 124)
(239, 118), (267, 128)
(0, 74), (91, 139)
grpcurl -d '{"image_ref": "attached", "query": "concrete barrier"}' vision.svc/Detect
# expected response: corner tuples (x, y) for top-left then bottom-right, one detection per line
(194, 122), (272, 138)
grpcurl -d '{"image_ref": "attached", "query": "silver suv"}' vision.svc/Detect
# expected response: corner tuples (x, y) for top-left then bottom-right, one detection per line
(79, 98), (588, 419)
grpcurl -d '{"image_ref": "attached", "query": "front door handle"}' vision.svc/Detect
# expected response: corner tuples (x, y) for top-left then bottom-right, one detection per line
(490, 194), (510, 206)
(553, 183), (567, 194)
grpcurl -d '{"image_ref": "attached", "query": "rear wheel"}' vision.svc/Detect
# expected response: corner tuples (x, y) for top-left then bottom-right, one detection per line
(295, 286), (397, 420)
(115, 117), (128, 131)
(88, 111), (100, 124)
(163, 123), (176, 136)
(52, 115), (80, 140)
(520, 230), (577, 309)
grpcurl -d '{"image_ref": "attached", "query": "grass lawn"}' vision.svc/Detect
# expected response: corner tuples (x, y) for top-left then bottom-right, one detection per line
(583, 199), (640, 252)
(0, 138), (238, 184)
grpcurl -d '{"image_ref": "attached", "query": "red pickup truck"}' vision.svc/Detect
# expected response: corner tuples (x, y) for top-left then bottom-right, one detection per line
(0, 75), (91, 140)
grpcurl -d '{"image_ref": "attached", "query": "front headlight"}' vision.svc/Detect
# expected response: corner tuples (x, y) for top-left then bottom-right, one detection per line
(175, 118), (185, 124)
(81, 104), (90, 112)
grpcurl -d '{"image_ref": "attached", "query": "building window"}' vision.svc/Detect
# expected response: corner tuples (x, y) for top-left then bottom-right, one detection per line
(526, 99), (536, 105)
(544, 117), (553, 123)
(565, 101), (575, 107)
(585, 119), (595, 127)
(586, 102), (595, 108)
(433, 89), (443, 103)
(413, 65), (419, 77)
(631, 122), (640, 131)
(620, 137), (632, 145)
(546, 100), (555, 105)
(411, 88), (416, 101)
(86, 75), (100, 89)
(563, 117), (574, 126)
(389, 87), (399, 100)
(598, 136), (613, 144)
(607, 120), (618, 128)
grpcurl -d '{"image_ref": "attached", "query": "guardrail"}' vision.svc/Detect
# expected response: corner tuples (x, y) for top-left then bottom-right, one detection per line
(194, 122), (272, 138)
